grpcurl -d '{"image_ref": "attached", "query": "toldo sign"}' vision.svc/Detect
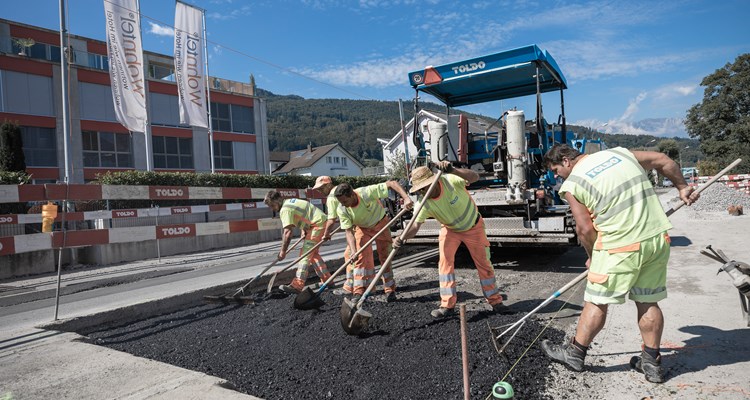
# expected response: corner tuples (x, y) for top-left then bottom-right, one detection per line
(150, 186), (189, 199)
(171, 207), (191, 214)
(0, 215), (17, 224)
(157, 224), (195, 239)
(278, 189), (299, 198)
(113, 210), (137, 218)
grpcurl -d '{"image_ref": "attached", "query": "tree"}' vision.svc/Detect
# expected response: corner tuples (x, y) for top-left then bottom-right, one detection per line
(386, 149), (408, 180)
(656, 139), (679, 161)
(685, 54), (750, 173)
(0, 121), (26, 172)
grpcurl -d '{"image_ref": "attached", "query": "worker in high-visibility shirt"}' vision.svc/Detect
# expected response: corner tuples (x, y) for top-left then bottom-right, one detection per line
(264, 190), (331, 294)
(312, 175), (351, 294)
(336, 181), (413, 301)
(539, 144), (699, 383)
(394, 161), (507, 318)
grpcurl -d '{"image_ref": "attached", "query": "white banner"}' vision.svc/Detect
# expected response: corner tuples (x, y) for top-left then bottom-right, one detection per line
(103, 0), (147, 132)
(174, 1), (208, 128)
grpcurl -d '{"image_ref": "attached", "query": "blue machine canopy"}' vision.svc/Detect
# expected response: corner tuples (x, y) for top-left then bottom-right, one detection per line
(408, 45), (567, 107)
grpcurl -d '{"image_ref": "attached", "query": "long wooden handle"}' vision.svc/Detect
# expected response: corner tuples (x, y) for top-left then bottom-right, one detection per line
(232, 236), (305, 296)
(317, 207), (411, 292)
(356, 170), (444, 308)
(665, 158), (742, 217)
(276, 226), (342, 275)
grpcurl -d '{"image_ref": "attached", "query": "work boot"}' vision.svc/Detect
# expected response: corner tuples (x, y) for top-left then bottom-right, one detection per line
(630, 351), (665, 383)
(491, 302), (513, 314)
(385, 292), (397, 303)
(540, 339), (586, 372)
(333, 288), (352, 296)
(430, 307), (454, 319)
(278, 284), (300, 295)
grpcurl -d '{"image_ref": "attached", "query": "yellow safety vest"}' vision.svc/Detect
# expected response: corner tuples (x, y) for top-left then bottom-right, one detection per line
(326, 185), (341, 221)
(279, 198), (326, 230)
(559, 147), (672, 250)
(416, 174), (479, 232)
(337, 183), (388, 229)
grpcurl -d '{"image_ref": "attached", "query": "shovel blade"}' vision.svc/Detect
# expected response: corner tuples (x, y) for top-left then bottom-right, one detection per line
(340, 297), (372, 335)
(294, 287), (326, 310)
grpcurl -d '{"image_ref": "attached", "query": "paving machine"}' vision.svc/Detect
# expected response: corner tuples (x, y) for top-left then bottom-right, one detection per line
(399, 44), (580, 247)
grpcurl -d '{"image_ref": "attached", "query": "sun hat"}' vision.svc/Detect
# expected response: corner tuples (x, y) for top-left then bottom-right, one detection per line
(313, 175), (332, 190)
(409, 166), (438, 193)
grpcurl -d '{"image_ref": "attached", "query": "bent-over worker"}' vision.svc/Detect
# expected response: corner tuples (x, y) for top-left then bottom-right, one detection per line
(264, 190), (331, 294)
(336, 181), (413, 302)
(312, 175), (351, 294)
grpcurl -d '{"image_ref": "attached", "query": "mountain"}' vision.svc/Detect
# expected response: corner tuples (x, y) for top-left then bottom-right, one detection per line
(259, 89), (697, 162)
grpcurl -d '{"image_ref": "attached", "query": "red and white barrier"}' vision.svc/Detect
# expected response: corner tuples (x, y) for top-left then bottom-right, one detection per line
(0, 184), (322, 203)
(0, 217), (282, 256)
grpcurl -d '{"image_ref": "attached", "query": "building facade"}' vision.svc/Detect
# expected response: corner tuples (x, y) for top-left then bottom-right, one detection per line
(0, 19), (270, 183)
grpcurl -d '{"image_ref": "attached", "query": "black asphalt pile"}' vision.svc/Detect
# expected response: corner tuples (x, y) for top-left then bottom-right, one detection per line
(82, 277), (565, 400)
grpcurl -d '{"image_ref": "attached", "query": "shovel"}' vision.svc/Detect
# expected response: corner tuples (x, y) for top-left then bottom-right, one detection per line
(488, 157), (742, 353)
(489, 270), (587, 353)
(294, 207), (411, 310)
(266, 226), (342, 294)
(341, 170), (443, 335)
(203, 236), (305, 305)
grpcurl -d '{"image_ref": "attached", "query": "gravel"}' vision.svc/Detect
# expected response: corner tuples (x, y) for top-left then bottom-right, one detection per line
(672, 184), (750, 213)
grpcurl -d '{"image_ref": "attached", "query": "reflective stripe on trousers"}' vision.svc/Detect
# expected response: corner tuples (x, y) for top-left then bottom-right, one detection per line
(290, 226), (331, 290)
(438, 217), (502, 308)
(352, 216), (396, 295)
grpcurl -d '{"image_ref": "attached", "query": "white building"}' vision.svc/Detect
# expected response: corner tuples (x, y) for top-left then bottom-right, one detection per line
(272, 143), (364, 176)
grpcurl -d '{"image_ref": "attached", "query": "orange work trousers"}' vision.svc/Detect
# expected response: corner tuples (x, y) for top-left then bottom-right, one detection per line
(290, 226), (331, 291)
(347, 216), (396, 296)
(438, 217), (502, 309)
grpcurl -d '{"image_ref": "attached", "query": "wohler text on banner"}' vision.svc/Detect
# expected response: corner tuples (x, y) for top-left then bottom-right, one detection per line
(174, 1), (208, 128)
(103, 0), (147, 132)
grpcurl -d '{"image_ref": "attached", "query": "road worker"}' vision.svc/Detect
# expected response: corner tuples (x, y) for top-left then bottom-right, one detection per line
(264, 190), (331, 294)
(336, 181), (413, 302)
(393, 161), (507, 318)
(539, 144), (699, 383)
(312, 176), (352, 295)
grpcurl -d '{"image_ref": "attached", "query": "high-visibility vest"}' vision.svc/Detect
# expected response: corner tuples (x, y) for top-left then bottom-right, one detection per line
(338, 183), (388, 229)
(326, 185), (341, 221)
(416, 174), (479, 233)
(279, 198), (326, 230)
(559, 147), (672, 250)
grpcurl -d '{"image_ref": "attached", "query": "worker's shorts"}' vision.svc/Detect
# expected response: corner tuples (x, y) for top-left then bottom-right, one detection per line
(584, 232), (671, 305)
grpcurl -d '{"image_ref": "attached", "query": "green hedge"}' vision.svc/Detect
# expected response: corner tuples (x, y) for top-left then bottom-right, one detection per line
(95, 171), (388, 189)
(0, 171), (31, 185)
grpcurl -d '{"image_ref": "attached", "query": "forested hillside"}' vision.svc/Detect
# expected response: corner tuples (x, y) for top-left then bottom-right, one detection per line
(260, 89), (700, 164)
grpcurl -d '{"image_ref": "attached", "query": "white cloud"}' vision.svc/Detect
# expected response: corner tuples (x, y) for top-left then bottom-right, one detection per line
(653, 84), (698, 100)
(620, 92), (647, 121)
(207, 5), (252, 20)
(147, 22), (174, 37)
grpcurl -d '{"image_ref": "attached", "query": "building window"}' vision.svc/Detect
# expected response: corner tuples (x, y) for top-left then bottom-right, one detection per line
(148, 63), (175, 81)
(326, 156), (332, 164)
(153, 136), (193, 169)
(342, 158), (347, 167)
(21, 127), (57, 167)
(82, 131), (133, 168)
(213, 140), (234, 169)
(210, 102), (253, 133)
(334, 156), (340, 164)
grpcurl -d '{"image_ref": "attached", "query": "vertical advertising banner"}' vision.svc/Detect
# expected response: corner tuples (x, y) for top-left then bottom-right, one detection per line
(103, 0), (147, 132)
(174, 1), (208, 128)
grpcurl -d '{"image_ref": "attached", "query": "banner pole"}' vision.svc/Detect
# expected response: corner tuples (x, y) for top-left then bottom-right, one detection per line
(137, 0), (152, 171)
(202, 9), (215, 174)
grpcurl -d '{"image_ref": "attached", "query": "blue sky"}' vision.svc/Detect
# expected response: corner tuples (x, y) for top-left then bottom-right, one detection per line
(4, 0), (750, 137)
